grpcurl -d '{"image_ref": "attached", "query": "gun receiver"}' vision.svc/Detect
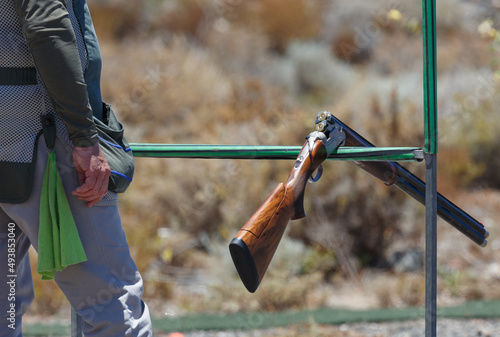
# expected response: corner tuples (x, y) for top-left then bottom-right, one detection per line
(229, 114), (345, 293)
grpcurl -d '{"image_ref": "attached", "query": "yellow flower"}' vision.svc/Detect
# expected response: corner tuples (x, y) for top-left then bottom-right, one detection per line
(478, 19), (497, 38)
(387, 9), (403, 22)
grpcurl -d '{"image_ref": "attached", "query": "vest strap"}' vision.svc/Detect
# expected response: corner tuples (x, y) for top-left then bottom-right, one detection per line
(0, 67), (37, 85)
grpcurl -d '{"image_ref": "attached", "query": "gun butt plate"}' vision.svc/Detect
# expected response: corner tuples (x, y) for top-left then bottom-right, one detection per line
(229, 238), (260, 293)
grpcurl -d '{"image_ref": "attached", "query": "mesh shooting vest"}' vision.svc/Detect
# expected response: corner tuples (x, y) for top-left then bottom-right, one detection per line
(0, 0), (88, 203)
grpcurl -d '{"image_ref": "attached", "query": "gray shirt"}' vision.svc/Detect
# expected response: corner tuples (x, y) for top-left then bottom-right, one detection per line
(11, 0), (100, 147)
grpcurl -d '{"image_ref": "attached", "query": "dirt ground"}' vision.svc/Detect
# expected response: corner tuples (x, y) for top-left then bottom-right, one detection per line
(154, 318), (500, 337)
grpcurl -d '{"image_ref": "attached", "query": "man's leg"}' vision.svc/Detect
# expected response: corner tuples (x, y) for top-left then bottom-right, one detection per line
(1, 136), (152, 336)
(0, 210), (34, 337)
(54, 190), (152, 337)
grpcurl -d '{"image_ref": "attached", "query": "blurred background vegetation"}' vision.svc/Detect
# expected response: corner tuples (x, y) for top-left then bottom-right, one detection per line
(28, 0), (500, 321)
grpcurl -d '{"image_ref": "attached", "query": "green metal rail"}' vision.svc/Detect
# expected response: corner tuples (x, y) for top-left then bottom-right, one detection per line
(129, 144), (424, 162)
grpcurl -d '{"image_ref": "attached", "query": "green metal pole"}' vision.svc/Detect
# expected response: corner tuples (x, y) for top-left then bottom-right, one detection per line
(423, 0), (438, 154)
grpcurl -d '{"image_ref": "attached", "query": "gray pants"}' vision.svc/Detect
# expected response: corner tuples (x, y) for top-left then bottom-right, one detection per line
(0, 137), (153, 336)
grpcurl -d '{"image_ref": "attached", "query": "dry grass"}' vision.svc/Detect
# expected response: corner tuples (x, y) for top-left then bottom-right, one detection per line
(263, 323), (367, 337)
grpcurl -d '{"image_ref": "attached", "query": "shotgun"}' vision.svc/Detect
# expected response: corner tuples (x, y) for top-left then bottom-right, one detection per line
(229, 111), (488, 293)
(229, 112), (345, 293)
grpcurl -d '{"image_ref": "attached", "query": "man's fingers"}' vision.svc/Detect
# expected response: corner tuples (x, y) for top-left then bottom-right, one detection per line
(87, 181), (108, 207)
(72, 170), (109, 206)
(73, 184), (107, 207)
(73, 187), (97, 199)
(72, 144), (111, 207)
(73, 176), (106, 198)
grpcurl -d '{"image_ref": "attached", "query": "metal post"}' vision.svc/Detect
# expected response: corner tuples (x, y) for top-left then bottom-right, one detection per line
(425, 154), (438, 337)
(71, 307), (83, 337)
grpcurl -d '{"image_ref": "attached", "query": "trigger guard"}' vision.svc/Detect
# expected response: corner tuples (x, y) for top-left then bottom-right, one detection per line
(308, 165), (323, 183)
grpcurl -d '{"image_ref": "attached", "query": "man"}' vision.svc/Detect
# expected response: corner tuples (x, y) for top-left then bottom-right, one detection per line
(0, 0), (153, 336)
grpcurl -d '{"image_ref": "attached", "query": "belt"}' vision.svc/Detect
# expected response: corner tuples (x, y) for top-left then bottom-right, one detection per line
(0, 67), (37, 85)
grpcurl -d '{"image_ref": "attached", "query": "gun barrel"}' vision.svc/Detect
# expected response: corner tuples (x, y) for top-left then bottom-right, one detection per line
(394, 166), (488, 246)
(330, 115), (488, 247)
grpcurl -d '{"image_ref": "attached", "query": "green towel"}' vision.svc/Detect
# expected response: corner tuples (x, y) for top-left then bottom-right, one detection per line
(37, 149), (87, 280)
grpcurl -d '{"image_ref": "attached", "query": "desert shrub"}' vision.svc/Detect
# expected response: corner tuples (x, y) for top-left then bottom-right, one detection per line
(285, 42), (357, 98)
(239, 0), (322, 53)
(300, 245), (338, 281)
(396, 273), (425, 307)
(322, 0), (382, 41)
(309, 176), (407, 269)
(435, 0), (470, 35)
(256, 271), (323, 311)
(89, 1), (143, 40)
(371, 271), (427, 308)
(437, 147), (485, 193)
(150, 0), (205, 38)
(324, 1), (395, 64)
(331, 31), (374, 65)
(440, 69), (500, 189)
(470, 140), (500, 189)
(204, 24), (271, 78)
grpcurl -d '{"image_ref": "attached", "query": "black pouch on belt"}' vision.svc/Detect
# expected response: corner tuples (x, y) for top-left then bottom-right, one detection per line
(0, 115), (54, 204)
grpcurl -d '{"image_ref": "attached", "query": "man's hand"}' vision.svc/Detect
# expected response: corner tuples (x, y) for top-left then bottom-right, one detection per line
(72, 143), (111, 207)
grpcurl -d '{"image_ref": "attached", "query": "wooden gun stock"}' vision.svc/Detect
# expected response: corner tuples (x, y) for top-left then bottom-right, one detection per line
(229, 137), (330, 292)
